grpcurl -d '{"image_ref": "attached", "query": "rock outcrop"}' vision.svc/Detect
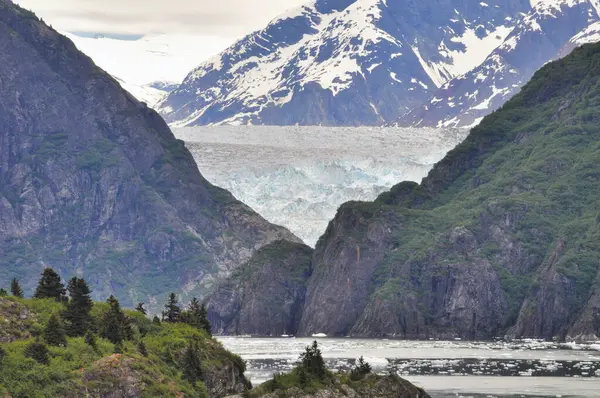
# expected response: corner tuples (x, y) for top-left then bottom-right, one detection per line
(0, 0), (298, 306)
(207, 240), (313, 336)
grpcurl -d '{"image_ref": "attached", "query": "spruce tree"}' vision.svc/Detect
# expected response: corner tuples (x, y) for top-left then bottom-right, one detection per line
(100, 295), (129, 345)
(43, 314), (67, 347)
(152, 315), (161, 325)
(33, 268), (65, 301)
(138, 340), (148, 357)
(164, 293), (181, 323)
(0, 288), (7, 297)
(24, 340), (50, 365)
(10, 278), (23, 298)
(85, 330), (98, 352)
(199, 303), (212, 336)
(298, 341), (326, 380)
(0, 345), (6, 365)
(62, 277), (93, 336)
(135, 302), (147, 315)
(181, 339), (203, 384)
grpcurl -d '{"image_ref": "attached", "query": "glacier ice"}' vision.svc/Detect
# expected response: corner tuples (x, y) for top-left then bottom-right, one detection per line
(175, 126), (468, 247)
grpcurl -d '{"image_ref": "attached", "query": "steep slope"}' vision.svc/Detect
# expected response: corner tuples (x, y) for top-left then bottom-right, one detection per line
(402, 0), (600, 128)
(158, 0), (529, 126)
(0, 1), (298, 306)
(207, 240), (313, 336)
(299, 42), (600, 340)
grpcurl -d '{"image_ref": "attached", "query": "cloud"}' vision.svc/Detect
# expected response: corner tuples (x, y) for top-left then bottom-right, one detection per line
(13, 0), (308, 38)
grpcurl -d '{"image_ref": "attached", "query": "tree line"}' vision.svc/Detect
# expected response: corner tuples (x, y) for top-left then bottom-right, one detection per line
(1, 268), (211, 383)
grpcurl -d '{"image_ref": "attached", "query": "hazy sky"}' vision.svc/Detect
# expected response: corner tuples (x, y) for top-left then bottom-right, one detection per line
(13, 0), (307, 39)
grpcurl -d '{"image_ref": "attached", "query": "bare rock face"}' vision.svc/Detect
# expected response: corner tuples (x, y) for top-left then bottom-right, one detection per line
(207, 241), (313, 336)
(0, 0), (298, 305)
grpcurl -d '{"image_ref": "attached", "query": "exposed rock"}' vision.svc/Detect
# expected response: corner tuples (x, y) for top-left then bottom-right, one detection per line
(0, 0), (298, 306)
(207, 240), (313, 336)
(0, 298), (36, 342)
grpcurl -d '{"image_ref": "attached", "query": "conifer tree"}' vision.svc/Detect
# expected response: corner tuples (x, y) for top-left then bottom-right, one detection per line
(135, 302), (147, 315)
(298, 341), (326, 380)
(138, 340), (148, 357)
(164, 293), (181, 323)
(10, 278), (23, 298)
(0, 288), (7, 297)
(152, 315), (161, 325)
(62, 277), (93, 336)
(181, 339), (203, 384)
(85, 330), (98, 352)
(100, 295), (129, 345)
(0, 345), (6, 365)
(24, 340), (50, 365)
(33, 268), (65, 301)
(198, 303), (212, 336)
(183, 298), (212, 335)
(43, 314), (67, 347)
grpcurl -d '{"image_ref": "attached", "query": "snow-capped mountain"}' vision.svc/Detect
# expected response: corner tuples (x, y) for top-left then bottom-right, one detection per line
(158, 0), (530, 126)
(401, 0), (600, 128)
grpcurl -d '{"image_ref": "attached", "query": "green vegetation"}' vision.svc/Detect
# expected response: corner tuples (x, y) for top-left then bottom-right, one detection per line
(346, 42), (600, 334)
(10, 278), (23, 298)
(0, 270), (249, 397)
(249, 342), (379, 398)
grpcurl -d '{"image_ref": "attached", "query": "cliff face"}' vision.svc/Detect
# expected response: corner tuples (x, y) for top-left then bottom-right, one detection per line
(207, 241), (313, 336)
(0, 1), (297, 305)
(298, 42), (600, 340)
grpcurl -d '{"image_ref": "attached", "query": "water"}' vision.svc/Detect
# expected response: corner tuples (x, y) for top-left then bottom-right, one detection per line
(175, 126), (467, 246)
(217, 337), (600, 397)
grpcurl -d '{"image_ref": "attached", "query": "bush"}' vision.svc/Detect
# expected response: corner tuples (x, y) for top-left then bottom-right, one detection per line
(350, 356), (372, 381)
(24, 341), (50, 365)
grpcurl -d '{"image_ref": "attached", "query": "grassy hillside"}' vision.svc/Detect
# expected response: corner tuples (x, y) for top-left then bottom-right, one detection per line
(0, 297), (248, 397)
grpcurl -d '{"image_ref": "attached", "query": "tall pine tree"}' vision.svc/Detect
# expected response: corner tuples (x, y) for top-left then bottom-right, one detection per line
(181, 339), (203, 384)
(135, 302), (147, 315)
(10, 278), (23, 298)
(100, 295), (130, 345)
(164, 293), (181, 323)
(43, 314), (67, 346)
(34, 268), (65, 301)
(62, 277), (93, 336)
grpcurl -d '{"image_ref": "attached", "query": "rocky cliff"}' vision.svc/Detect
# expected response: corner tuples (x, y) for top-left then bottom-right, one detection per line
(207, 240), (313, 336)
(297, 42), (600, 340)
(0, 0), (298, 306)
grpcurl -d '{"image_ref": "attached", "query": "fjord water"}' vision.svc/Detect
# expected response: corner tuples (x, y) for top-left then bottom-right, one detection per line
(175, 126), (467, 246)
(218, 337), (600, 397)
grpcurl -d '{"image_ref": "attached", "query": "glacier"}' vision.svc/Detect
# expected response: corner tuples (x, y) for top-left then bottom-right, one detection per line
(174, 126), (468, 246)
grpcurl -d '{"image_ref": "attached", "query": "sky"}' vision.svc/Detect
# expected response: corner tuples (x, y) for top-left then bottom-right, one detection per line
(12, 0), (308, 87)
(13, 0), (307, 39)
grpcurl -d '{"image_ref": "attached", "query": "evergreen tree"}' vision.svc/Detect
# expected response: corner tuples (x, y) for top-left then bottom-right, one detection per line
(63, 277), (93, 336)
(138, 340), (148, 357)
(24, 340), (50, 365)
(152, 315), (161, 325)
(85, 330), (98, 352)
(183, 298), (212, 335)
(181, 339), (203, 384)
(298, 341), (327, 380)
(350, 356), (372, 381)
(100, 295), (130, 345)
(10, 278), (23, 298)
(33, 268), (65, 301)
(43, 314), (67, 347)
(0, 288), (7, 297)
(164, 293), (181, 323)
(198, 303), (212, 336)
(135, 302), (147, 315)
(0, 345), (6, 365)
